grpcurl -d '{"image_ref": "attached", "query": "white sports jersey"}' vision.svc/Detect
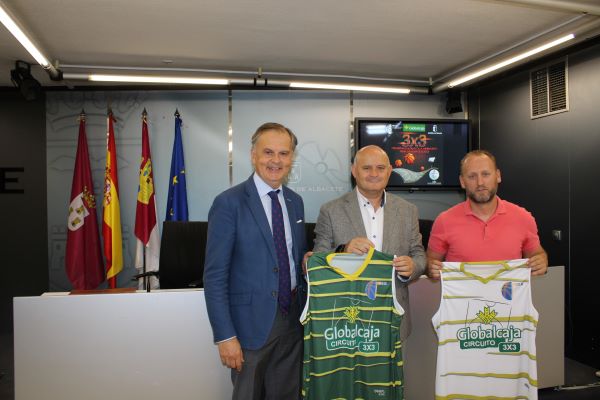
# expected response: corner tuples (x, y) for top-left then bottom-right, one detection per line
(432, 260), (538, 399)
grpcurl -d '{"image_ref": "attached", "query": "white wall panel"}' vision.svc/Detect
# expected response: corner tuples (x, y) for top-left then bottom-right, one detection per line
(231, 91), (352, 223)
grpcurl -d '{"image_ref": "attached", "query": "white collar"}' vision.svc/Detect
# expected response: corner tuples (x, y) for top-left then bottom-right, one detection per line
(356, 189), (386, 208)
(253, 173), (282, 197)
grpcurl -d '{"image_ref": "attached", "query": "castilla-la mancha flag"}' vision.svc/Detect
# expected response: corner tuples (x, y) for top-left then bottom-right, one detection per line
(134, 111), (160, 289)
(65, 113), (105, 290)
(102, 110), (123, 288)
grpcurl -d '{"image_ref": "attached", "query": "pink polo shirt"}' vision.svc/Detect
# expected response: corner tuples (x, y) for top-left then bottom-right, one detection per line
(428, 197), (541, 262)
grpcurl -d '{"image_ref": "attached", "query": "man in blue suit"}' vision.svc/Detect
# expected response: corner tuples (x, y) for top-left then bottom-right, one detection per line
(204, 122), (306, 399)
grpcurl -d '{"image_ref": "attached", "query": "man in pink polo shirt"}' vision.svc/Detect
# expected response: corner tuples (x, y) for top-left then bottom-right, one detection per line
(427, 149), (548, 278)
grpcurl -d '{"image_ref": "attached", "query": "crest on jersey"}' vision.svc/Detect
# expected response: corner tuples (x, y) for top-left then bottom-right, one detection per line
(365, 280), (378, 300)
(501, 281), (513, 300)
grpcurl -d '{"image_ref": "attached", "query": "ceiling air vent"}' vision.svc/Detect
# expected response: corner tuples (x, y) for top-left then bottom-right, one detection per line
(530, 59), (568, 119)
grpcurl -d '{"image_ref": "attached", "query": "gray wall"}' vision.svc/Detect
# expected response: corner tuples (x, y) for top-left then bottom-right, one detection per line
(468, 42), (600, 368)
(0, 90), (47, 333)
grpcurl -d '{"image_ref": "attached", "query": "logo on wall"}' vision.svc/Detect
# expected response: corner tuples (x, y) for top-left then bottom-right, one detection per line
(288, 161), (301, 184)
(288, 141), (349, 194)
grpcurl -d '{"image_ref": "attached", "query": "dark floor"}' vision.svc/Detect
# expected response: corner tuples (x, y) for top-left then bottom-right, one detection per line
(1, 331), (599, 400)
(0, 332), (12, 400)
(539, 358), (600, 399)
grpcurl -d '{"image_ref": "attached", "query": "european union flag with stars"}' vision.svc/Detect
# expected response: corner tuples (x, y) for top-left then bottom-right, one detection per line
(165, 111), (189, 221)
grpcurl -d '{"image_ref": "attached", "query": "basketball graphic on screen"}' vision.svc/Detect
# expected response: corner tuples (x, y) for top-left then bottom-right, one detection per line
(356, 119), (470, 189)
(501, 281), (513, 300)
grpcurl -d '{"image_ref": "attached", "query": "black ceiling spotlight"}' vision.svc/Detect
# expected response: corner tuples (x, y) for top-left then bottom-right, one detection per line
(445, 90), (463, 114)
(10, 60), (42, 101)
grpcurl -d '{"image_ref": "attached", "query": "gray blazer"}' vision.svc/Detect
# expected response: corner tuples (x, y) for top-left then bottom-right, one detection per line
(313, 188), (426, 340)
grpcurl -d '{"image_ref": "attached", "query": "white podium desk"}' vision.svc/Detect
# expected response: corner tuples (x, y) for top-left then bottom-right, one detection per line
(14, 267), (564, 400)
(14, 289), (232, 400)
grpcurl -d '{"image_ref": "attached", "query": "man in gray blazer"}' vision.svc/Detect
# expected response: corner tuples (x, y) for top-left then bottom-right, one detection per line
(313, 145), (426, 340)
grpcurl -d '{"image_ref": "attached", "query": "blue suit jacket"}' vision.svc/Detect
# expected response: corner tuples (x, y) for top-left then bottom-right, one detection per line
(204, 175), (307, 350)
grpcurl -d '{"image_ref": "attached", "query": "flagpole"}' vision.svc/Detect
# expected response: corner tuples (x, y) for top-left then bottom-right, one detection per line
(141, 108), (149, 293)
(108, 107), (115, 289)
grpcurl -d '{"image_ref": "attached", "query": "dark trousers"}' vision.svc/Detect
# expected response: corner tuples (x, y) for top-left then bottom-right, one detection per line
(231, 296), (303, 400)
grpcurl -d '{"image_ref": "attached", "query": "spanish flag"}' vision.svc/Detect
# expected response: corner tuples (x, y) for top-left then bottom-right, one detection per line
(102, 110), (123, 288)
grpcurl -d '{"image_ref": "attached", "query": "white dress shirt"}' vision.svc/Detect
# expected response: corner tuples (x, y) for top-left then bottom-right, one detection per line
(355, 190), (408, 282)
(356, 189), (386, 251)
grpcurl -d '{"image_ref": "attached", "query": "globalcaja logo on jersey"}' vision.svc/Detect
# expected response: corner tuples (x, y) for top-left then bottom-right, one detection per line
(323, 305), (381, 352)
(456, 306), (522, 352)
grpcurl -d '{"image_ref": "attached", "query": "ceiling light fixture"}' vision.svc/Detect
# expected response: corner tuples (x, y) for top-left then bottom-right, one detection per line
(0, 4), (48, 67)
(0, 1), (61, 79)
(88, 74), (229, 85)
(447, 33), (575, 88)
(290, 81), (411, 94)
(62, 73), (421, 93)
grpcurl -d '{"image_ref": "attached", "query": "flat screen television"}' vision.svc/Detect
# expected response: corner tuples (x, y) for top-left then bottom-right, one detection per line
(354, 118), (471, 190)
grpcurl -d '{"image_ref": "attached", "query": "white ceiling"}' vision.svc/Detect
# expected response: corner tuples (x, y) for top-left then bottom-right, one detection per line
(1, 0), (600, 89)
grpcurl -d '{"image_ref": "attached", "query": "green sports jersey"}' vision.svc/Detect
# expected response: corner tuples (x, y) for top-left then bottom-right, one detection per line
(301, 247), (404, 400)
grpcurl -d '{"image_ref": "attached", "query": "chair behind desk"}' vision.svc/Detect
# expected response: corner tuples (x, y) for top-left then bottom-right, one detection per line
(159, 221), (207, 289)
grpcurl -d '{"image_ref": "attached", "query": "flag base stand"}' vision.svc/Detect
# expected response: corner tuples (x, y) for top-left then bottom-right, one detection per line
(132, 250), (158, 292)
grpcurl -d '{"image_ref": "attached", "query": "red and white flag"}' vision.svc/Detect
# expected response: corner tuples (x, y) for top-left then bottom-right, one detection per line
(65, 112), (105, 290)
(134, 110), (160, 289)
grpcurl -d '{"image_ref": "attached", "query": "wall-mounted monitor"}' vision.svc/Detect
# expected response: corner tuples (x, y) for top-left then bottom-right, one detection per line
(354, 118), (471, 190)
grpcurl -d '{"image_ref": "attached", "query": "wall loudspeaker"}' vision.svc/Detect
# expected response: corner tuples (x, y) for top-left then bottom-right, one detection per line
(445, 90), (463, 114)
(10, 60), (42, 101)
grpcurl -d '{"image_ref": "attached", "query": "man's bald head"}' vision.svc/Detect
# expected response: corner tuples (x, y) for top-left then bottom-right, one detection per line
(354, 145), (391, 166)
(351, 145), (392, 198)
